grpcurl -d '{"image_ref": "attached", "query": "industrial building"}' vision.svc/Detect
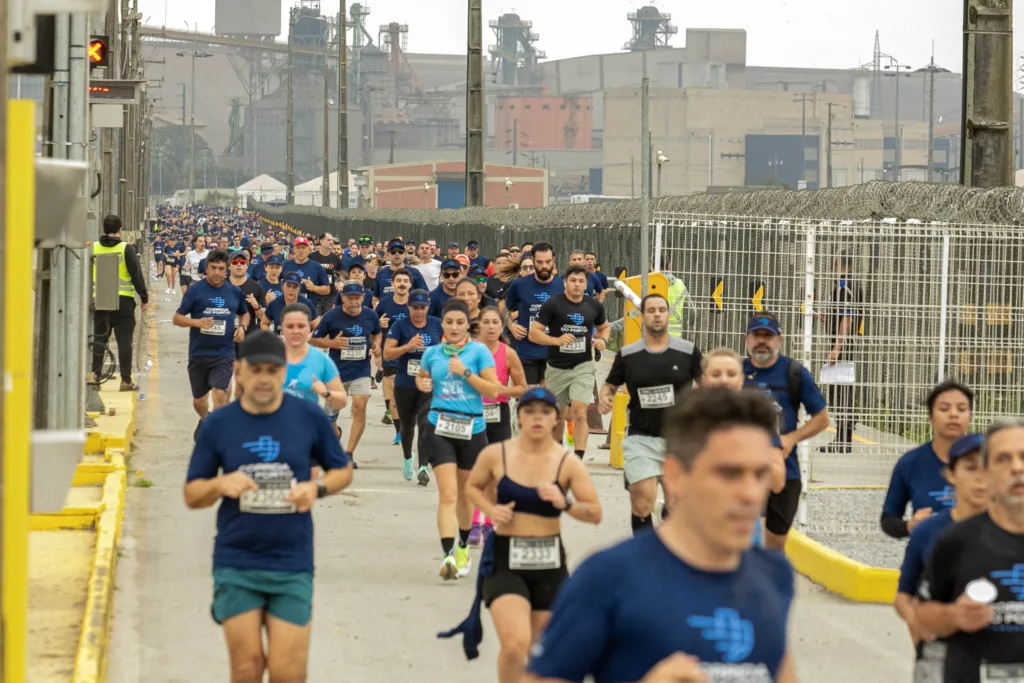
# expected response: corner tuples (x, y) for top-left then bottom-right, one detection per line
(137, 2), (1020, 201)
(356, 161), (547, 210)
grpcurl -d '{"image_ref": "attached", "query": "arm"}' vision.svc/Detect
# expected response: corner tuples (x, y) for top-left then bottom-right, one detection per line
(172, 312), (206, 329)
(593, 320), (611, 346)
(370, 332), (383, 358)
(383, 337), (404, 362)
(183, 477), (226, 509)
(466, 366), (501, 400)
(914, 533), (992, 638)
(501, 346), (529, 399)
(563, 456), (602, 524)
(465, 446), (500, 517)
(880, 461), (911, 539)
(788, 408), (830, 446)
(776, 653), (798, 683)
(529, 320), (568, 346)
(123, 244), (150, 304)
(829, 315), (854, 361)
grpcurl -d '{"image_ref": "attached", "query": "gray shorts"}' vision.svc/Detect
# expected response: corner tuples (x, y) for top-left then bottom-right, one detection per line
(344, 377), (372, 397)
(545, 362), (595, 409)
(623, 434), (666, 486)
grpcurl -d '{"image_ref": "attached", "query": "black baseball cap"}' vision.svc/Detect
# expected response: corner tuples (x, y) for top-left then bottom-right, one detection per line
(282, 272), (302, 286)
(266, 254), (284, 266)
(518, 386), (558, 411)
(229, 249), (250, 262)
(346, 257), (366, 271)
(386, 238), (404, 251)
(260, 242), (275, 253)
(441, 259), (461, 271)
(238, 331), (286, 366)
(949, 433), (984, 469)
(341, 282), (365, 296)
(747, 313), (781, 336)
(409, 289), (430, 307)
(467, 240), (479, 248)
(447, 241), (459, 248)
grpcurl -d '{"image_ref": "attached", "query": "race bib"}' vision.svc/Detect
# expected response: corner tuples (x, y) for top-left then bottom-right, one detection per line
(638, 384), (675, 409)
(435, 413), (473, 440)
(406, 358), (421, 376)
(339, 344), (366, 361)
(981, 663), (1024, 683)
(562, 336), (585, 354)
(239, 477), (298, 514)
(508, 536), (561, 570)
(484, 403), (501, 423)
(201, 319), (227, 336)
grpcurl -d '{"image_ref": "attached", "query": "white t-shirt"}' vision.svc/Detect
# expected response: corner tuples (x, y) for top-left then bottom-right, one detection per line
(414, 259), (441, 291)
(186, 250), (207, 281)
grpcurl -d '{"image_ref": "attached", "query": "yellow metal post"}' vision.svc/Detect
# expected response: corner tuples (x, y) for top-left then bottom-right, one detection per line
(3, 100), (35, 683)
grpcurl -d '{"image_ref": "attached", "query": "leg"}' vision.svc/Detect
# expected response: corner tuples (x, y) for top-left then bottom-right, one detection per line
(111, 299), (137, 384)
(209, 358), (235, 411)
(193, 394), (211, 419)
(264, 615), (312, 683)
(489, 594), (535, 683)
(220, 610), (267, 683)
(345, 394), (369, 453)
(455, 468), (474, 538)
(211, 388), (231, 410)
(628, 477), (659, 535)
(91, 310), (113, 378)
(764, 479), (802, 550)
(434, 462), (458, 543)
(570, 400), (589, 452)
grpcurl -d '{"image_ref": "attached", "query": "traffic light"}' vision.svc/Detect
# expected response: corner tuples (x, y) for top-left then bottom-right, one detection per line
(88, 37), (109, 68)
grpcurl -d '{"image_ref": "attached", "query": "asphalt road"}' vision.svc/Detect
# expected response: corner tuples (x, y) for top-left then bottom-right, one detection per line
(107, 300), (913, 682)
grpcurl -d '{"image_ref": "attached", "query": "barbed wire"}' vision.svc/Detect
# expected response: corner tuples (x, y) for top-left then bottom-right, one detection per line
(252, 181), (1024, 228)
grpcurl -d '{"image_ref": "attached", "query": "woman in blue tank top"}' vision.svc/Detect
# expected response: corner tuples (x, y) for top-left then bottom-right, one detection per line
(440, 386), (601, 682)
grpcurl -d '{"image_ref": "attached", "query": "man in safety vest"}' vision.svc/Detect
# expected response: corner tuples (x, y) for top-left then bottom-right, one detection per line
(91, 214), (150, 391)
(665, 271), (692, 338)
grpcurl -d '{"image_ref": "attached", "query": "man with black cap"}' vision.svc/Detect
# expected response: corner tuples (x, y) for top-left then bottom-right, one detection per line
(465, 240), (490, 271)
(446, 242), (461, 260)
(262, 272), (319, 333)
(283, 237), (331, 300)
(249, 242), (275, 281)
(228, 249), (266, 398)
(373, 238), (427, 302)
(184, 330), (353, 683)
(257, 254), (285, 303)
(428, 259), (463, 317)
(342, 233), (374, 272)
(743, 312), (830, 550)
(309, 233), (342, 316)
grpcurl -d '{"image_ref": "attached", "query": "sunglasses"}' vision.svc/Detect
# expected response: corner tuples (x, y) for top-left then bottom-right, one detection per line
(388, 248), (404, 255)
(442, 271), (461, 279)
(474, 277), (487, 283)
(358, 237), (372, 244)
(230, 259), (248, 266)
(520, 264), (534, 271)
(509, 248), (521, 254)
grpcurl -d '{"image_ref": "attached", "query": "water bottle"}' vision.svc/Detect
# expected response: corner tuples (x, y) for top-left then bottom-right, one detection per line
(138, 373), (147, 402)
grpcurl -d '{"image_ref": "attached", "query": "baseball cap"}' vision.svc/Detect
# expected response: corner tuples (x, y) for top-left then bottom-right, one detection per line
(282, 271), (303, 286)
(386, 238), (404, 251)
(358, 234), (373, 244)
(747, 313), (781, 336)
(293, 236), (310, 246)
(409, 289), (430, 307)
(447, 241), (460, 249)
(237, 330), (286, 366)
(346, 257), (366, 271)
(229, 249), (250, 262)
(341, 282), (365, 296)
(949, 433), (984, 468)
(454, 254), (471, 267)
(441, 259), (461, 271)
(518, 386), (559, 411)
(266, 254), (284, 266)
(469, 266), (487, 279)
(467, 240), (479, 248)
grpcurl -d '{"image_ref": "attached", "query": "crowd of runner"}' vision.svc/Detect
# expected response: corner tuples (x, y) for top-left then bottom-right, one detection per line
(145, 204), (1024, 683)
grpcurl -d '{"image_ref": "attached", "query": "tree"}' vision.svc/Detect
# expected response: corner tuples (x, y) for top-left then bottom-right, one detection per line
(149, 125), (231, 196)
(749, 175), (794, 191)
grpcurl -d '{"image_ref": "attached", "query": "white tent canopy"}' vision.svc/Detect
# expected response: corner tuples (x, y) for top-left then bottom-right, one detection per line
(236, 174), (286, 192)
(293, 171), (358, 208)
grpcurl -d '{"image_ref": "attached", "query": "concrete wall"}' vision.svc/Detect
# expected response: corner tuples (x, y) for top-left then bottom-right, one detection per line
(366, 161), (547, 209)
(494, 96), (594, 151)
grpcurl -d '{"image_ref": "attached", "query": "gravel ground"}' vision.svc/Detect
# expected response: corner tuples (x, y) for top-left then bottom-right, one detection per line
(802, 489), (907, 569)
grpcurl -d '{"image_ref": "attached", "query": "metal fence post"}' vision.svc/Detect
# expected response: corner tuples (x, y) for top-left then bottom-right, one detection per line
(797, 222), (816, 529)
(937, 231), (951, 383)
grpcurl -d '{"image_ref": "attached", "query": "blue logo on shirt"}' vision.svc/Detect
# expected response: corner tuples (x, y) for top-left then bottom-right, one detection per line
(421, 334), (432, 345)
(534, 292), (551, 302)
(348, 325), (363, 336)
(296, 269), (305, 278)
(210, 296), (226, 308)
(568, 312), (585, 325)
(242, 436), (281, 463)
(992, 564), (1024, 599)
(927, 485), (957, 507)
(686, 608), (754, 663)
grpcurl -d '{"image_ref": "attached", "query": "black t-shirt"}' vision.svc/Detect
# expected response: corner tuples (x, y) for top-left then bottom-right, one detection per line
(605, 338), (702, 437)
(918, 512), (1024, 683)
(309, 251), (342, 297)
(233, 277), (266, 334)
(827, 278), (862, 352)
(534, 294), (606, 370)
(485, 276), (510, 302)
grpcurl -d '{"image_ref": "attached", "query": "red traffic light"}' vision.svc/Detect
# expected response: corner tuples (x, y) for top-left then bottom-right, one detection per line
(88, 38), (109, 67)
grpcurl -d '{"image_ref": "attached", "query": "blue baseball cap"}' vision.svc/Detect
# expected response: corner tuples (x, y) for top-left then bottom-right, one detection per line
(747, 314), (781, 336)
(949, 433), (984, 468)
(409, 289), (430, 307)
(469, 266), (487, 279)
(441, 259), (461, 271)
(386, 238), (404, 251)
(467, 240), (479, 248)
(229, 248), (249, 262)
(266, 254), (284, 266)
(518, 386), (559, 411)
(260, 242), (275, 253)
(346, 257), (366, 271)
(282, 271), (302, 286)
(341, 282), (365, 296)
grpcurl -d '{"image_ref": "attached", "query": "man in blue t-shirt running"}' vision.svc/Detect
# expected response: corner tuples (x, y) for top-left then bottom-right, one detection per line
(185, 331), (353, 683)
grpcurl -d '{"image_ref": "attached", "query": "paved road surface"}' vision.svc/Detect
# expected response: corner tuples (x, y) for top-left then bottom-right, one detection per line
(108, 306), (913, 682)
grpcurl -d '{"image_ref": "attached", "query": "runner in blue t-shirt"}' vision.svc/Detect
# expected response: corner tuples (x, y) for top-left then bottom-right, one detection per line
(500, 242), (565, 386)
(373, 238), (428, 301)
(525, 388), (795, 683)
(172, 249), (250, 441)
(262, 272), (319, 334)
(311, 282), (382, 468)
(184, 331), (353, 683)
(280, 303), (347, 414)
(376, 269), (414, 446)
(416, 299), (501, 581)
(257, 254), (285, 302)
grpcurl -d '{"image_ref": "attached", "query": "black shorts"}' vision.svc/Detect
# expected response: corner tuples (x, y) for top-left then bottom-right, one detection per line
(382, 366), (398, 378)
(315, 297), (334, 316)
(765, 478), (802, 536)
(483, 535), (568, 611)
(422, 418), (488, 471)
(521, 359), (547, 386)
(179, 274), (191, 287)
(187, 356), (235, 399)
(485, 402), (512, 444)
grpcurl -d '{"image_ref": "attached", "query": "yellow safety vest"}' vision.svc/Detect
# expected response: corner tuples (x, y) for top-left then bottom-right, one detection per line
(92, 241), (135, 298)
(667, 278), (688, 338)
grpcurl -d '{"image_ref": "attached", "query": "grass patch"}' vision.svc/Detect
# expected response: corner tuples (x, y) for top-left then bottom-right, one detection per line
(134, 477), (154, 488)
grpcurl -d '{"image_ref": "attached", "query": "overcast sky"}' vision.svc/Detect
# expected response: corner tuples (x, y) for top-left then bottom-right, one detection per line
(139, 0), (1016, 73)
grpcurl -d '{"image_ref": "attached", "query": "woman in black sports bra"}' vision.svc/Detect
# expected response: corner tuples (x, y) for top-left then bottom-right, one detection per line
(462, 386), (601, 683)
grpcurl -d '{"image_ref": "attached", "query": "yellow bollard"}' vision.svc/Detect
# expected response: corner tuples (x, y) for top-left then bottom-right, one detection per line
(609, 391), (629, 469)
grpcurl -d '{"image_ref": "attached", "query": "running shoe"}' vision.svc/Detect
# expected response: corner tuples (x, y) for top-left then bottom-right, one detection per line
(381, 409), (393, 425)
(391, 433), (402, 446)
(375, 369), (385, 383)
(439, 552), (458, 581)
(370, 380), (378, 390)
(402, 459), (414, 481)
(454, 545), (472, 577)
(468, 523), (482, 546)
(417, 466), (430, 486)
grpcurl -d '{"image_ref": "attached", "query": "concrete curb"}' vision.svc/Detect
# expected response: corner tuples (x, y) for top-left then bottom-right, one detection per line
(785, 529), (899, 604)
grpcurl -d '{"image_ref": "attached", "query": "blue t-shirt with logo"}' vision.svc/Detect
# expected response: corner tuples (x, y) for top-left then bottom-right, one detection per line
(388, 316), (443, 388)
(312, 307), (382, 382)
(503, 275), (565, 361)
(373, 264), (427, 299)
(249, 255), (265, 280)
(375, 296), (410, 368)
(264, 295), (318, 332)
(185, 396), (349, 573)
(258, 276), (284, 301)
(285, 346), (340, 405)
(420, 341), (496, 435)
(175, 279), (248, 358)
(281, 259), (329, 297)
(882, 442), (956, 519)
(897, 508), (953, 596)
(743, 356), (828, 480)
(527, 531), (793, 683)
(334, 288), (374, 310)
(428, 286), (454, 318)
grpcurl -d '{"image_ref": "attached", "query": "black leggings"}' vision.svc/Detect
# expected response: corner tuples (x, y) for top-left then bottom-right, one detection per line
(485, 402), (512, 443)
(393, 385), (432, 468)
(92, 297), (137, 382)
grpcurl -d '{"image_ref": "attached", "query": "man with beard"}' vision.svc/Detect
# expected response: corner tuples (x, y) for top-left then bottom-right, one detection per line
(428, 260), (462, 317)
(308, 233), (342, 316)
(373, 238), (428, 302)
(501, 242), (565, 387)
(743, 313), (830, 550)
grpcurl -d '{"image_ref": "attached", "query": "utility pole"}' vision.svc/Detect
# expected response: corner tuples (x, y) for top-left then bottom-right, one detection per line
(793, 94), (813, 185)
(337, 0), (349, 208)
(465, 0), (484, 206)
(322, 48), (330, 207)
(961, 0), (1013, 187)
(640, 52), (650, 296)
(826, 102), (852, 187)
(389, 129), (396, 164)
(512, 118), (518, 166)
(884, 61), (913, 181)
(286, 10), (295, 204)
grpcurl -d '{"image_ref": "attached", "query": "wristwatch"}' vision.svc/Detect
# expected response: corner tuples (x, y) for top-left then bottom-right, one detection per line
(462, 369), (473, 380)
(316, 480), (328, 499)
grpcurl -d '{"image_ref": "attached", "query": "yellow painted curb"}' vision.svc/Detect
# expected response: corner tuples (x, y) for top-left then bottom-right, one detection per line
(785, 529), (899, 604)
(72, 467), (126, 683)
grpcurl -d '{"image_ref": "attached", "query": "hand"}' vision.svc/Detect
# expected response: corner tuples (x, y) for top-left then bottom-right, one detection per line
(285, 481), (319, 513)
(407, 334), (425, 350)
(370, 345), (381, 359)
(828, 347), (841, 364)
(141, 302), (150, 312)
(907, 507), (933, 534)
(331, 336), (350, 349)
(537, 483), (567, 510)
(415, 374), (433, 393)
(311, 376), (327, 398)
(233, 326), (245, 343)
(246, 294), (258, 308)
(779, 432), (798, 454)
(448, 355), (467, 377)
(379, 313), (390, 329)
(489, 501), (515, 525)
(218, 471), (258, 499)
(196, 317), (216, 329)
(302, 277), (314, 289)
(954, 591), (995, 633)
(598, 389), (615, 414)
(510, 323), (528, 340)
(593, 337), (607, 352)
(558, 333), (577, 346)
(639, 653), (708, 683)
(265, 290), (277, 304)
(905, 615), (935, 645)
